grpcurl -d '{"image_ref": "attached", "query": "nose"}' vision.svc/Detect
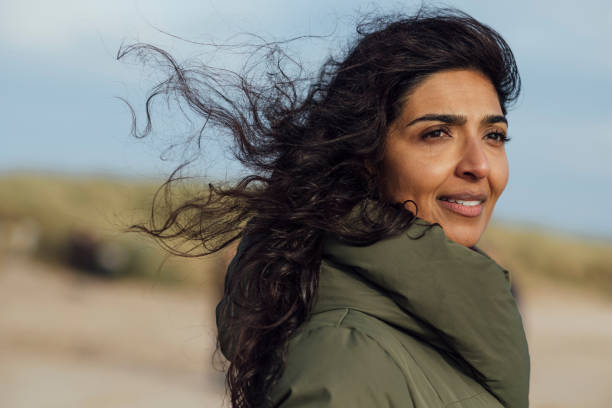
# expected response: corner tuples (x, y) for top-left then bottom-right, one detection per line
(455, 137), (490, 180)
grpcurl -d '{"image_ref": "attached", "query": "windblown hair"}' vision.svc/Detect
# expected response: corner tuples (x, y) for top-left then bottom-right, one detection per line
(119, 7), (520, 408)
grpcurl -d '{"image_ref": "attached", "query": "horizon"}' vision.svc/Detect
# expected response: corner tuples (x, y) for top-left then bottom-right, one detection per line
(2, 0), (611, 238)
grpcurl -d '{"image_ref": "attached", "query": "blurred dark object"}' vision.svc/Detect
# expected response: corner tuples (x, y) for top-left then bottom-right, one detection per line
(66, 229), (129, 278)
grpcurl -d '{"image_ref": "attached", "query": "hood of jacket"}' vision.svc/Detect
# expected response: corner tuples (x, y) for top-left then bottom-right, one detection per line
(217, 215), (530, 408)
(314, 218), (530, 408)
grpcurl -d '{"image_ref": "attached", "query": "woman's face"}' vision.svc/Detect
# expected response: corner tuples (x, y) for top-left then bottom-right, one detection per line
(382, 69), (509, 247)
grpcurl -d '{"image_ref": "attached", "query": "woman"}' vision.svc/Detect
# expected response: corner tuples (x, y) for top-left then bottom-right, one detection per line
(124, 7), (530, 408)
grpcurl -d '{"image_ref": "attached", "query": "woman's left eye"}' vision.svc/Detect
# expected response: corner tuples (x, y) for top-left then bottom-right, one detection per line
(485, 131), (510, 144)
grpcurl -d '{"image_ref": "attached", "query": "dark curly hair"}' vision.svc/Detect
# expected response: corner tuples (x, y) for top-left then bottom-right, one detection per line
(118, 6), (520, 408)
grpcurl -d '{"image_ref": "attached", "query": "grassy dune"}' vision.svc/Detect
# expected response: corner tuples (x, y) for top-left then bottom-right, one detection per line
(480, 223), (612, 296)
(0, 173), (227, 293)
(1, 172), (610, 297)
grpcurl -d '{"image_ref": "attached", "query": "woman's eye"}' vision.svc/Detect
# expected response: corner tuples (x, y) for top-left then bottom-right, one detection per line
(422, 129), (450, 140)
(486, 131), (510, 144)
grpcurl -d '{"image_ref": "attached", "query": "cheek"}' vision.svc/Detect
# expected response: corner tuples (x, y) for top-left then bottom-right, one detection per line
(383, 151), (451, 201)
(491, 154), (509, 196)
(383, 148), (416, 199)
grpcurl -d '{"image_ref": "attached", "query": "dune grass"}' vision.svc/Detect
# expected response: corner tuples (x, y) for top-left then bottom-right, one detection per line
(0, 172), (227, 293)
(1, 172), (610, 297)
(480, 222), (612, 296)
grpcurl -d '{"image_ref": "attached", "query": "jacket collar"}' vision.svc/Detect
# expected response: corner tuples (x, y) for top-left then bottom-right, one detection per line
(314, 218), (530, 408)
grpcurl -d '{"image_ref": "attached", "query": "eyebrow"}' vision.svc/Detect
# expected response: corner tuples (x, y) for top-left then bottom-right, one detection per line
(405, 113), (507, 127)
(482, 114), (508, 125)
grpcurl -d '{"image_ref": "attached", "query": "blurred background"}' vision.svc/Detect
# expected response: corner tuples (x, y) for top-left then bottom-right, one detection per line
(1, 0), (611, 407)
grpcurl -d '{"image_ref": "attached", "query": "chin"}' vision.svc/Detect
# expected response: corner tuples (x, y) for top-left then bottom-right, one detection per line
(442, 227), (483, 248)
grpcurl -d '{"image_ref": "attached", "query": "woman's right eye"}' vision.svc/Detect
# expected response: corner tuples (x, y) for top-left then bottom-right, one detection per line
(422, 128), (450, 140)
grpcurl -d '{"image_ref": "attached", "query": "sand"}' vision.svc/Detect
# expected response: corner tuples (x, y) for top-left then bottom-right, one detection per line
(1, 256), (611, 407)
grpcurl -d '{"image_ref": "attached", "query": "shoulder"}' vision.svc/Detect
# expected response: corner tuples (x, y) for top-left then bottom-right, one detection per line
(266, 309), (414, 408)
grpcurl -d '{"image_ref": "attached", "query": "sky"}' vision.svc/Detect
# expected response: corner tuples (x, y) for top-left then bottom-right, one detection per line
(1, 0), (611, 238)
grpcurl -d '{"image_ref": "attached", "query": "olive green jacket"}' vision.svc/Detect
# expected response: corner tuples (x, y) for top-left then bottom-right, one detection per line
(219, 220), (530, 407)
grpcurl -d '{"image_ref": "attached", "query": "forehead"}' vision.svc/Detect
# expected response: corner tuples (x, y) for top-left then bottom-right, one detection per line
(400, 69), (503, 119)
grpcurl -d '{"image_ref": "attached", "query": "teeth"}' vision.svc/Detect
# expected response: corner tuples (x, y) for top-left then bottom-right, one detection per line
(455, 200), (481, 206)
(441, 198), (482, 206)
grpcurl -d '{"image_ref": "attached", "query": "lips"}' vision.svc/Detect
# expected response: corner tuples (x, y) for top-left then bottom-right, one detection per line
(437, 193), (487, 217)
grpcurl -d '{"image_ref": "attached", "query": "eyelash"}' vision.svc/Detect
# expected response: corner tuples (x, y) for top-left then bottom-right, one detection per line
(421, 128), (511, 144)
(421, 128), (451, 140)
(486, 131), (511, 144)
